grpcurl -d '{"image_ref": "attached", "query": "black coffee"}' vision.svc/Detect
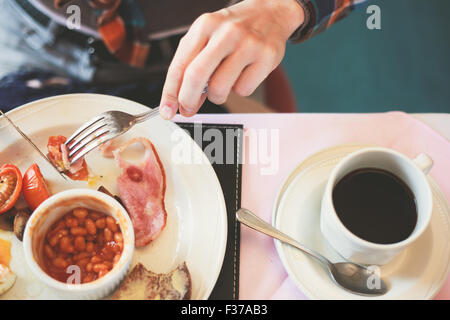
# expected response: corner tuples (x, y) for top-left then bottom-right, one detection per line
(332, 168), (417, 244)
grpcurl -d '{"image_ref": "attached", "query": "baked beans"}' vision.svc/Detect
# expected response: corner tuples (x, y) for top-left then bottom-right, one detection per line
(42, 207), (123, 284)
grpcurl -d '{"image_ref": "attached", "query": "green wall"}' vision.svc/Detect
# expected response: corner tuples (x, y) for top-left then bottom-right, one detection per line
(283, 0), (450, 113)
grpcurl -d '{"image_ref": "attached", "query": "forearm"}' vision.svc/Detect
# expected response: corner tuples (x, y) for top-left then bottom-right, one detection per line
(290, 0), (368, 42)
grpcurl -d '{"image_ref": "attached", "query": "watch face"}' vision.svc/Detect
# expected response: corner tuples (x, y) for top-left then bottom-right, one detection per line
(30, 0), (238, 39)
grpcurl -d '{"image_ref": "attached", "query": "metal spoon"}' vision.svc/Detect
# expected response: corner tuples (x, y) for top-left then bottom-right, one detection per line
(236, 208), (388, 296)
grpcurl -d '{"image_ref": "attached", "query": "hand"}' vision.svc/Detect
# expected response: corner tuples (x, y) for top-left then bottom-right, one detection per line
(159, 0), (304, 119)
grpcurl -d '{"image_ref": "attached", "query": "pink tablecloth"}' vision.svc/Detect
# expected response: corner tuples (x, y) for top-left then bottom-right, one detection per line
(174, 112), (450, 300)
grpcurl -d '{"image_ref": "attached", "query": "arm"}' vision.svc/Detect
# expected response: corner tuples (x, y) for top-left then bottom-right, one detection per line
(159, 0), (367, 119)
(159, 0), (304, 119)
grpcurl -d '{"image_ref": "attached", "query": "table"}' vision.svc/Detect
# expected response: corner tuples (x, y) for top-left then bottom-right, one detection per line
(174, 112), (450, 299)
(412, 114), (450, 140)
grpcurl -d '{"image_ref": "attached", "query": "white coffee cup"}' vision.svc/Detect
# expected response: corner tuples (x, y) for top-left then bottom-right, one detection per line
(320, 147), (433, 265)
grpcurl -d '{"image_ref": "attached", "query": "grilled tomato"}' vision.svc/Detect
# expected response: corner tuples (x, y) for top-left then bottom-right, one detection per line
(0, 164), (22, 215)
(23, 163), (51, 211)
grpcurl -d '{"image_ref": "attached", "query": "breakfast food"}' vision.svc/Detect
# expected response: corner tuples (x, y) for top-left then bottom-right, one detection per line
(0, 238), (16, 295)
(0, 164), (22, 215)
(22, 164), (51, 211)
(0, 163), (47, 241)
(0, 129), (186, 299)
(113, 138), (167, 247)
(111, 262), (191, 300)
(0, 264), (16, 296)
(42, 207), (123, 283)
(0, 210), (15, 232)
(47, 136), (89, 181)
(46, 134), (167, 247)
(97, 186), (124, 207)
(13, 210), (30, 241)
(99, 140), (118, 158)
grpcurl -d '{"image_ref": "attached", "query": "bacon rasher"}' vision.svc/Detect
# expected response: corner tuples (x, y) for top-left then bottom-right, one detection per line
(113, 137), (167, 247)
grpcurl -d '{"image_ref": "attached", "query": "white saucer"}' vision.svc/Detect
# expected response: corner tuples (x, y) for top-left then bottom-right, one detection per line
(272, 145), (450, 299)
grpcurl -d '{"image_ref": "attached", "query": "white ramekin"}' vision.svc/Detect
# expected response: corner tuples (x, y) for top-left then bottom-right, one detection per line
(23, 188), (134, 299)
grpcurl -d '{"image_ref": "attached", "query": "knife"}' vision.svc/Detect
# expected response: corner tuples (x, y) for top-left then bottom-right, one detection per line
(0, 109), (67, 180)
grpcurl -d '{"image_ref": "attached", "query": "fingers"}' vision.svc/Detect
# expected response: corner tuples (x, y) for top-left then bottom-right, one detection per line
(159, 10), (286, 119)
(177, 21), (243, 115)
(233, 45), (282, 97)
(207, 40), (259, 105)
(179, 94), (207, 117)
(159, 14), (217, 119)
(176, 41), (224, 115)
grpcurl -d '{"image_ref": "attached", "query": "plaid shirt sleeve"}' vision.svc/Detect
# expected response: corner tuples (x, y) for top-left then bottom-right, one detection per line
(290, 0), (368, 42)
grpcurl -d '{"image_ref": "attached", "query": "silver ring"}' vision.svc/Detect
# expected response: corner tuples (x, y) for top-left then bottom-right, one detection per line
(202, 81), (209, 94)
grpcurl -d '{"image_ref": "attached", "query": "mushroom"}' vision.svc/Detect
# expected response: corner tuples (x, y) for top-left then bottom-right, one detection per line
(13, 210), (30, 241)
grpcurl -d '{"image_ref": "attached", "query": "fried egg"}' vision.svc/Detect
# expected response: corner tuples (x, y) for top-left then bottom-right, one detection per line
(0, 237), (16, 295)
(0, 230), (67, 299)
(0, 264), (16, 295)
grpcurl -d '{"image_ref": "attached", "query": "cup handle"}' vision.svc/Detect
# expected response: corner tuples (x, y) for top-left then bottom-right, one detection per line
(412, 153), (433, 174)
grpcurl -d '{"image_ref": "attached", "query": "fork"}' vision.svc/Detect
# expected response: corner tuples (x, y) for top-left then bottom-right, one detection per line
(64, 108), (160, 165)
(65, 85), (209, 165)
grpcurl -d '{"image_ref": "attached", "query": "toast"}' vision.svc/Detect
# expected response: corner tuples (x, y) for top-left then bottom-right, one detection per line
(111, 262), (191, 300)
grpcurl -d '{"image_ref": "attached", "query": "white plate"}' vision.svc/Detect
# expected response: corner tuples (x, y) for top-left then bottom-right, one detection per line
(273, 144), (450, 299)
(0, 94), (227, 300)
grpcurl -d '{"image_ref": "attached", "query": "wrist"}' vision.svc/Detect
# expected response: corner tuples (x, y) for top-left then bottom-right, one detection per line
(275, 0), (306, 36)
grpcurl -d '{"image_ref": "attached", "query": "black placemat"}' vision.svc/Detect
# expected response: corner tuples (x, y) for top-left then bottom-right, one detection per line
(177, 122), (243, 300)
